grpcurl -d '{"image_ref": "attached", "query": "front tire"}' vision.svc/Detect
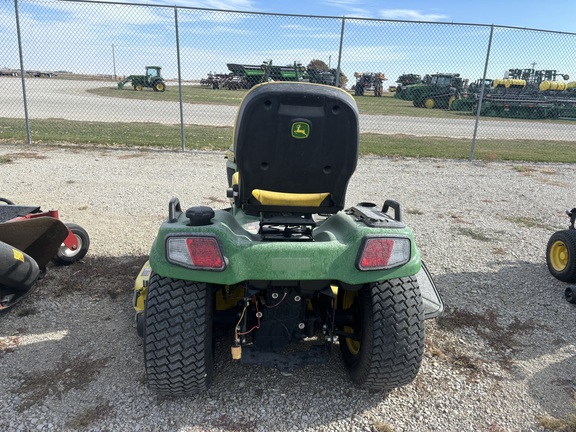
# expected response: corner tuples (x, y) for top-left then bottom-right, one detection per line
(546, 230), (576, 282)
(153, 81), (166, 92)
(144, 274), (214, 395)
(339, 276), (425, 391)
(52, 223), (90, 265)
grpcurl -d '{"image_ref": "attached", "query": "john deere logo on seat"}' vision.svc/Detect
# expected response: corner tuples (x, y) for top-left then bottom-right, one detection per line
(291, 122), (310, 139)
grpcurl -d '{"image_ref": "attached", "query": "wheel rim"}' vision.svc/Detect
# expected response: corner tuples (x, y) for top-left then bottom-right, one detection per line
(135, 85), (142, 91)
(424, 98), (435, 109)
(342, 291), (360, 356)
(58, 234), (83, 259)
(156, 83), (164, 91)
(550, 240), (568, 272)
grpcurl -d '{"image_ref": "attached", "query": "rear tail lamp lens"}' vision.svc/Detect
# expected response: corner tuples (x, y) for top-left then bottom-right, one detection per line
(357, 237), (411, 270)
(167, 236), (226, 271)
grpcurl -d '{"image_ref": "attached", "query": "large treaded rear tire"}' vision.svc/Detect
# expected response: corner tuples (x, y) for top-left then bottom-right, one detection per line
(144, 273), (214, 395)
(340, 276), (425, 391)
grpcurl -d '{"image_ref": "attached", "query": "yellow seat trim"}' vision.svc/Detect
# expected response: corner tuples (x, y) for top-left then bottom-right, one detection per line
(232, 171), (239, 186)
(251, 189), (330, 207)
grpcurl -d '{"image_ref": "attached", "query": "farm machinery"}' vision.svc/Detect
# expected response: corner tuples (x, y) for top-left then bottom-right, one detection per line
(399, 73), (465, 109)
(453, 68), (576, 119)
(0, 198), (89, 310)
(117, 66), (166, 92)
(353, 72), (387, 96)
(222, 61), (338, 89)
(226, 61), (306, 88)
(133, 82), (443, 396)
(546, 208), (576, 304)
(392, 74), (422, 97)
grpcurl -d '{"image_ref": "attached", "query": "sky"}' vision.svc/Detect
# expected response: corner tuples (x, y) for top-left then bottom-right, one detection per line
(2, 0), (576, 84)
(135, 0), (576, 33)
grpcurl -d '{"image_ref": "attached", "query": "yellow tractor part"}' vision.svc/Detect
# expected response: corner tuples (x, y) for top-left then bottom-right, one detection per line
(134, 84), (143, 91)
(342, 290), (360, 356)
(133, 261), (152, 313)
(549, 240), (569, 272)
(424, 98), (435, 109)
(539, 81), (567, 91)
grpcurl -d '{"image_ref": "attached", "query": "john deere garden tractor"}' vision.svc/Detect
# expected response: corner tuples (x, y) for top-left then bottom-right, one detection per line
(117, 66), (166, 92)
(133, 82), (444, 395)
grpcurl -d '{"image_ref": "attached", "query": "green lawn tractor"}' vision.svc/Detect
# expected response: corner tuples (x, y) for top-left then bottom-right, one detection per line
(117, 66), (166, 92)
(133, 82), (444, 395)
(546, 208), (576, 303)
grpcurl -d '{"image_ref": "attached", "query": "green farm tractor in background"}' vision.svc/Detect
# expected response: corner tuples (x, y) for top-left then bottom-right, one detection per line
(403, 73), (464, 109)
(117, 66), (166, 92)
(133, 82), (443, 396)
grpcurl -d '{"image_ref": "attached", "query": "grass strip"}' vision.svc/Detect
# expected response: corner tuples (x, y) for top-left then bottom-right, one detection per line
(2, 117), (576, 162)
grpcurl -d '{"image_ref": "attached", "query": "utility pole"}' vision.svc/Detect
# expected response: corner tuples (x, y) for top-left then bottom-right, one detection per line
(112, 44), (117, 81)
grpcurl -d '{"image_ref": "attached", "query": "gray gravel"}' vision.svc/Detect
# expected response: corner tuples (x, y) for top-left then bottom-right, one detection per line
(0, 142), (575, 432)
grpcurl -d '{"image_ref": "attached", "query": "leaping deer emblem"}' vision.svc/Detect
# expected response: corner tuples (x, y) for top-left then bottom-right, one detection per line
(291, 122), (310, 139)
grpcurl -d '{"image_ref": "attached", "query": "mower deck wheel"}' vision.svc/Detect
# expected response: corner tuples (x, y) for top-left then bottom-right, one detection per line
(565, 286), (576, 304)
(52, 223), (90, 266)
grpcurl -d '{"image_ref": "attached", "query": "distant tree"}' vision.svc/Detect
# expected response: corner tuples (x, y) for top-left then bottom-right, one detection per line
(307, 59), (329, 71)
(332, 69), (348, 88)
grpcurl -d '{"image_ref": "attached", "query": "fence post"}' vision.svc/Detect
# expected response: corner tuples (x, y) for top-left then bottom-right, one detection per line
(469, 24), (494, 161)
(14, 0), (31, 145)
(174, 7), (185, 151)
(335, 17), (346, 87)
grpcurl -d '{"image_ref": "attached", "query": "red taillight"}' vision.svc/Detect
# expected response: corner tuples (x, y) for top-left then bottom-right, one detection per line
(166, 236), (226, 271)
(357, 237), (411, 270)
(186, 238), (223, 268)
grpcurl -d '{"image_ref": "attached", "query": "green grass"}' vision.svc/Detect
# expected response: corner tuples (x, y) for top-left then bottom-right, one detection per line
(87, 85), (489, 118)
(3, 117), (576, 162)
(0, 118), (232, 150)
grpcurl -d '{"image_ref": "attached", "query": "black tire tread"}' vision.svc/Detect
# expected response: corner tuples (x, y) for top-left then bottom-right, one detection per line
(546, 230), (576, 283)
(144, 273), (213, 395)
(342, 276), (425, 390)
(51, 223), (90, 266)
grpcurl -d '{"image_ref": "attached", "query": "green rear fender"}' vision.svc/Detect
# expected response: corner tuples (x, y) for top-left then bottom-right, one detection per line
(149, 209), (421, 286)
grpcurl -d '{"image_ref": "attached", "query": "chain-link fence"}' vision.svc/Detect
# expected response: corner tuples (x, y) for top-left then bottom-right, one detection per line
(2, 0), (576, 161)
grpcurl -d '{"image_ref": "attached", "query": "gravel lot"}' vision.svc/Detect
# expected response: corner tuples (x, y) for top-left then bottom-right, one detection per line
(0, 142), (575, 432)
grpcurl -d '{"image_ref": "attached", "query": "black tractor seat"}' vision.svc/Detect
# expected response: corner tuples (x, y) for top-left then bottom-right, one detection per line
(233, 82), (359, 218)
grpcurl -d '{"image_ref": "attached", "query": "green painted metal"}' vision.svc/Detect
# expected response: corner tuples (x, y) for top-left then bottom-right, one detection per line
(117, 66), (165, 91)
(149, 208), (421, 286)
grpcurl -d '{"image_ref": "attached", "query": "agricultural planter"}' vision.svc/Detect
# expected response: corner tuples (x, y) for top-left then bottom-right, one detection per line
(134, 82), (443, 395)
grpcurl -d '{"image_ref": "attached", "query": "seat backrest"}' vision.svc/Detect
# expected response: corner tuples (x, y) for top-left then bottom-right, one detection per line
(233, 82), (359, 214)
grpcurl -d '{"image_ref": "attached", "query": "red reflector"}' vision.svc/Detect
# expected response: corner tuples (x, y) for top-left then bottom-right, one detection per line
(360, 238), (394, 268)
(186, 237), (223, 269)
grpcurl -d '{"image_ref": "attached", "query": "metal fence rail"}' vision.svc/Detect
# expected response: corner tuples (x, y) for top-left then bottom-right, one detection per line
(2, 0), (576, 161)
